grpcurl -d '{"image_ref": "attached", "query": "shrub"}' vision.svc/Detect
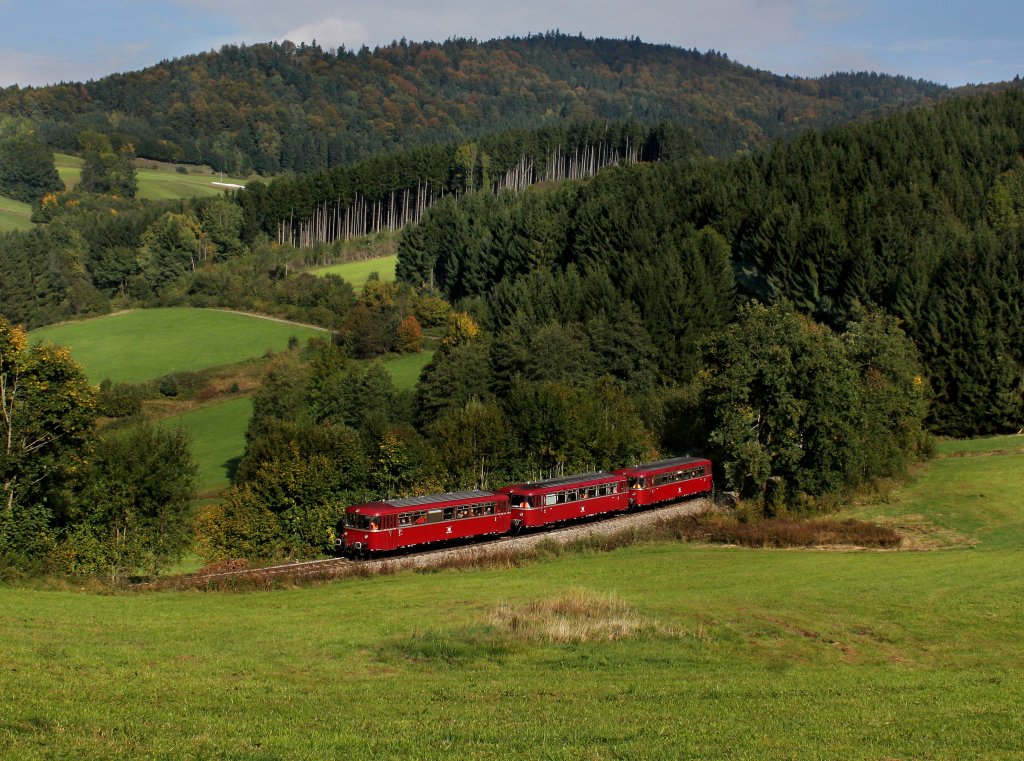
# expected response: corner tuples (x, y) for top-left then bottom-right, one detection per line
(97, 379), (143, 417)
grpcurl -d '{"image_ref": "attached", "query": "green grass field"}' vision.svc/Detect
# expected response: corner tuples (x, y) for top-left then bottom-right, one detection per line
(29, 308), (326, 383)
(2, 435), (1022, 758)
(54, 153), (251, 201)
(384, 349), (433, 390)
(160, 395), (254, 495)
(0, 194), (34, 231)
(309, 255), (397, 290)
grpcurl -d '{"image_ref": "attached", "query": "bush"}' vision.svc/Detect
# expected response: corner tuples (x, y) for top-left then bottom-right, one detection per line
(97, 379), (143, 417)
(158, 371), (206, 398)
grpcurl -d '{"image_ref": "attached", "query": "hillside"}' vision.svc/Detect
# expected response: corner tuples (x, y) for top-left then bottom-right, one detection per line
(0, 34), (946, 174)
(28, 308), (326, 383)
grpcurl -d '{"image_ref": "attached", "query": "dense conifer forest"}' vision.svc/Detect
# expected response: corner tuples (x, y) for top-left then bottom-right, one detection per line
(397, 90), (1024, 440)
(0, 33), (946, 173)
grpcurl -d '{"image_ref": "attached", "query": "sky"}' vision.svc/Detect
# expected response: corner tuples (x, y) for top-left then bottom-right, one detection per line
(0, 0), (1021, 89)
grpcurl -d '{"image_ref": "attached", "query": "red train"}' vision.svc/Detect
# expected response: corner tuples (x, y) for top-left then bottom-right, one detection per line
(342, 455), (712, 556)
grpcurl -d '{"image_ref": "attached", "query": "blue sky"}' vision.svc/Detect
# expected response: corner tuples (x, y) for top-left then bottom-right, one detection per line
(1, 0), (1021, 88)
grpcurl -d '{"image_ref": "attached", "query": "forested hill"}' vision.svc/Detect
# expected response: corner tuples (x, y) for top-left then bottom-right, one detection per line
(0, 33), (946, 174)
(397, 89), (1024, 438)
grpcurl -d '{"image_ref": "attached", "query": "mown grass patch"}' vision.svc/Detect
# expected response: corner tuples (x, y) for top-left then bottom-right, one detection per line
(28, 308), (325, 383)
(309, 255), (397, 290)
(0, 194), (33, 231)
(159, 395), (253, 495)
(382, 349), (433, 390)
(54, 153), (251, 200)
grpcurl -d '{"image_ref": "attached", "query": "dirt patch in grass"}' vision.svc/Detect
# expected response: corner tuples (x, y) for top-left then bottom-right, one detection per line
(873, 514), (976, 550)
(488, 589), (680, 643)
(378, 590), (684, 664)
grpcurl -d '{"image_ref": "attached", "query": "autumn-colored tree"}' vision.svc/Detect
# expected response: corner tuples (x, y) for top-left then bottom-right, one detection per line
(0, 318), (96, 567)
(395, 315), (422, 353)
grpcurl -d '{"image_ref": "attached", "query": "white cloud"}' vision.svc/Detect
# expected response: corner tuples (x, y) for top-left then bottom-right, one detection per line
(280, 18), (369, 50)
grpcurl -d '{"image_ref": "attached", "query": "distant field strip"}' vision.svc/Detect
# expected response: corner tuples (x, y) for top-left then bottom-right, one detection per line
(309, 255), (397, 289)
(54, 153), (251, 200)
(29, 308), (326, 382)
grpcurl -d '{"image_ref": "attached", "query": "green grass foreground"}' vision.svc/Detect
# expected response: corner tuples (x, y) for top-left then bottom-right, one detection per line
(29, 308), (326, 383)
(2, 436), (1023, 758)
(309, 255), (397, 290)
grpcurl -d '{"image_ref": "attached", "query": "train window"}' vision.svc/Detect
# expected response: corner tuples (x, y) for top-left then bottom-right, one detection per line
(609, 483), (618, 493)
(398, 514), (410, 526)
(428, 509), (443, 524)
(483, 503), (495, 515)
(456, 506), (469, 519)
(443, 507), (455, 520)
(546, 493), (558, 506)
(471, 505), (483, 517)
(587, 487), (597, 499)
(698, 466), (706, 476)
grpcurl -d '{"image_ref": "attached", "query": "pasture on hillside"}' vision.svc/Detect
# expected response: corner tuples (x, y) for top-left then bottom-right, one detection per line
(28, 308), (326, 383)
(309, 255), (397, 290)
(0, 154), (250, 230)
(157, 351), (427, 497)
(384, 349), (433, 390)
(54, 153), (252, 200)
(160, 395), (254, 495)
(0, 195), (33, 231)
(1, 436), (1022, 758)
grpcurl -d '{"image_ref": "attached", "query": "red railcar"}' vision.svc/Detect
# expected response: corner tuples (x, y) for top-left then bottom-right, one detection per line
(500, 472), (629, 529)
(343, 490), (510, 555)
(615, 456), (713, 508)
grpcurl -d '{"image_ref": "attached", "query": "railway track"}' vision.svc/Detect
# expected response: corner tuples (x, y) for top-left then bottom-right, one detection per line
(179, 496), (714, 587)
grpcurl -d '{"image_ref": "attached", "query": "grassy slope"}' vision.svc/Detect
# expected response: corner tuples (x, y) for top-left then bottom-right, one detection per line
(0, 195), (33, 231)
(0, 154), (250, 229)
(2, 436), (1022, 758)
(28, 308), (326, 383)
(309, 255), (397, 290)
(55, 152), (251, 200)
(161, 351), (428, 497)
(383, 349), (433, 389)
(160, 395), (254, 495)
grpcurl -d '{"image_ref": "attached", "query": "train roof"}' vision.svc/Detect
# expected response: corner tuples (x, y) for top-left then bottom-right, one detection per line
(348, 490), (502, 513)
(503, 471), (622, 493)
(615, 456), (710, 476)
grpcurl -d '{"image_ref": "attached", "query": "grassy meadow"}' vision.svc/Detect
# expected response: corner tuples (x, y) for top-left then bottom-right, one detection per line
(55, 153), (251, 200)
(0, 194), (34, 231)
(0, 155), (251, 231)
(310, 255), (398, 290)
(29, 308), (326, 383)
(384, 349), (433, 390)
(2, 435), (1022, 758)
(160, 395), (254, 495)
